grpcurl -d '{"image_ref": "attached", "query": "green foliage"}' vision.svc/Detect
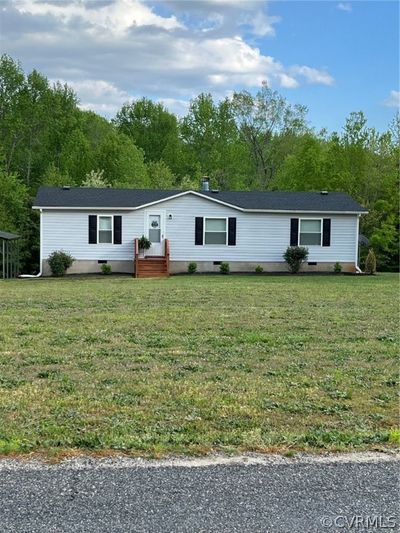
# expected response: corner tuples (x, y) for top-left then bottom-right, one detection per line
(138, 235), (151, 251)
(47, 250), (74, 277)
(231, 84), (308, 188)
(0, 151), (29, 233)
(188, 262), (197, 274)
(334, 262), (342, 274)
(113, 98), (181, 173)
(147, 160), (175, 189)
(365, 249), (377, 275)
(101, 263), (112, 275)
(255, 265), (264, 273)
(0, 54), (398, 272)
(219, 262), (230, 274)
(283, 246), (309, 273)
(82, 169), (109, 188)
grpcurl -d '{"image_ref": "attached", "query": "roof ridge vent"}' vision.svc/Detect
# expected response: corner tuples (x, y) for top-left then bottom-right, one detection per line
(320, 190), (328, 195)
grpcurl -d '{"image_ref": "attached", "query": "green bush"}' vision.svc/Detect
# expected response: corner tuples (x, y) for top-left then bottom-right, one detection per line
(220, 262), (230, 275)
(255, 265), (264, 274)
(283, 246), (309, 274)
(101, 264), (112, 275)
(47, 250), (74, 277)
(188, 262), (197, 274)
(365, 248), (377, 275)
(138, 235), (151, 251)
(334, 262), (342, 273)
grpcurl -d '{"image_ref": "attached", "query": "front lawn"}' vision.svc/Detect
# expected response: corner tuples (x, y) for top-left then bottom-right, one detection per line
(0, 274), (398, 457)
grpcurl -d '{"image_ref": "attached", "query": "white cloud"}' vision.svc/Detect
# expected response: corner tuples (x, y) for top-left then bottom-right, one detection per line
(14, 0), (184, 34)
(158, 97), (190, 116)
(55, 79), (131, 114)
(337, 3), (352, 12)
(242, 10), (281, 37)
(289, 66), (334, 86)
(3, 0), (335, 117)
(383, 90), (400, 108)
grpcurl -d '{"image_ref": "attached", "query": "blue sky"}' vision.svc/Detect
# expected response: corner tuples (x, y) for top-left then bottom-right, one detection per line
(262, 1), (399, 132)
(1, 0), (398, 133)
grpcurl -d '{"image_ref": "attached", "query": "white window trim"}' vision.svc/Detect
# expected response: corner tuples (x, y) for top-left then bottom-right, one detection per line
(97, 215), (113, 245)
(299, 217), (323, 246)
(203, 217), (228, 246)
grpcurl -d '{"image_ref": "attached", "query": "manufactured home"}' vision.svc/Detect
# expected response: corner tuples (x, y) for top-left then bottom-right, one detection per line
(33, 179), (367, 277)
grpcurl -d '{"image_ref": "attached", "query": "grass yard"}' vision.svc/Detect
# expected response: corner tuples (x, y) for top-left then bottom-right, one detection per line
(0, 274), (398, 457)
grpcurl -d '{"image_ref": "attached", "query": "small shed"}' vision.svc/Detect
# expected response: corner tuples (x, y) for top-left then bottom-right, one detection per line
(0, 231), (20, 279)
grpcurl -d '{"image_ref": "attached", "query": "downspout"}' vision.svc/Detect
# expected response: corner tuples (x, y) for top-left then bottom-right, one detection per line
(355, 214), (362, 274)
(19, 209), (43, 278)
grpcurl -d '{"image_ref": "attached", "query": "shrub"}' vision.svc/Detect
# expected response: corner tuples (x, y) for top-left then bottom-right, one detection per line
(334, 262), (342, 274)
(101, 264), (112, 275)
(365, 248), (377, 275)
(48, 250), (74, 277)
(188, 262), (197, 274)
(255, 265), (264, 274)
(138, 235), (151, 251)
(220, 262), (230, 275)
(283, 246), (309, 274)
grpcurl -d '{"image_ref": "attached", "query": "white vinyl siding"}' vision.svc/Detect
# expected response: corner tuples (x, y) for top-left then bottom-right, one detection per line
(41, 193), (358, 264)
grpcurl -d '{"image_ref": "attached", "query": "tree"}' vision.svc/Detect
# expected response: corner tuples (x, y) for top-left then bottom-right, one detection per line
(0, 151), (29, 233)
(82, 169), (110, 188)
(231, 83), (308, 188)
(147, 160), (175, 189)
(113, 98), (181, 172)
(180, 93), (250, 190)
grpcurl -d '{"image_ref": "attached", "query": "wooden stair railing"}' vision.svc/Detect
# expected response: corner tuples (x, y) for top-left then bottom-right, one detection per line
(134, 238), (139, 278)
(134, 238), (170, 278)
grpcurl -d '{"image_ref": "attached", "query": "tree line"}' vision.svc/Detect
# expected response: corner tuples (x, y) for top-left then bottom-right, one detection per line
(0, 55), (398, 272)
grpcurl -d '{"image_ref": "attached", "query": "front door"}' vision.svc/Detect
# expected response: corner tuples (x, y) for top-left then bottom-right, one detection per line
(146, 211), (165, 256)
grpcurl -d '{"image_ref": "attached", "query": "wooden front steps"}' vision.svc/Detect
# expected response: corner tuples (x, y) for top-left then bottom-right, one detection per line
(137, 257), (168, 278)
(134, 239), (170, 278)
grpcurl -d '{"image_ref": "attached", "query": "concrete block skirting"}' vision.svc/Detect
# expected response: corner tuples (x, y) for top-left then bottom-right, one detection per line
(42, 260), (133, 276)
(42, 259), (356, 276)
(169, 261), (356, 274)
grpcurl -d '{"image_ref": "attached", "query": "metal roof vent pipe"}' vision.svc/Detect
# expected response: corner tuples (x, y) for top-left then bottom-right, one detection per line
(201, 177), (210, 192)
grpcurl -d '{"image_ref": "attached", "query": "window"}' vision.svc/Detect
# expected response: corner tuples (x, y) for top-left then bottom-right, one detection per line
(204, 218), (227, 245)
(149, 214), (161, 243)
(98, 216), (112, 243)
(299, 219), (321, 246)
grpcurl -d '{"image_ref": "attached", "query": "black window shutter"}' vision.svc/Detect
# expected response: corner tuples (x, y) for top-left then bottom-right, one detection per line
(114, 215), (122, 244)
(88, 215), (97, 244)
(195, 217), (203, 245)
(290, 218), (299, 246)
(322, 218), (331, 247)
(228, 217), (236, 246)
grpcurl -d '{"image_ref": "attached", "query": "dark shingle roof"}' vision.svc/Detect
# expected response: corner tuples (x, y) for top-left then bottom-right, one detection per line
(0, 231), (20, 240)
(33, 187), (367, 213)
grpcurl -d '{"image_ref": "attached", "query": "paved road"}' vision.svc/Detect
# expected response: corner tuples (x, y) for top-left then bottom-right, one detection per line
(0, 454), (398, 533)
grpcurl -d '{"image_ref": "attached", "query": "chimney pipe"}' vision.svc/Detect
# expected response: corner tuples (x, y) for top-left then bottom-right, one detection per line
(201, 176), (210, 192)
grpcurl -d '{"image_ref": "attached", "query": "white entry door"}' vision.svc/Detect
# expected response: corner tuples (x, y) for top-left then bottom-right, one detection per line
(146, 211), (165, 256)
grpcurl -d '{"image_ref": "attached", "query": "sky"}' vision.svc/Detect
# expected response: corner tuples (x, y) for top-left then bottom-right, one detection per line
(0, 0), (399, 132)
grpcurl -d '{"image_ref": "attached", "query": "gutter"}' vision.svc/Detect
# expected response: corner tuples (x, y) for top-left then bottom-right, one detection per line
(19, 210), (43, 278)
